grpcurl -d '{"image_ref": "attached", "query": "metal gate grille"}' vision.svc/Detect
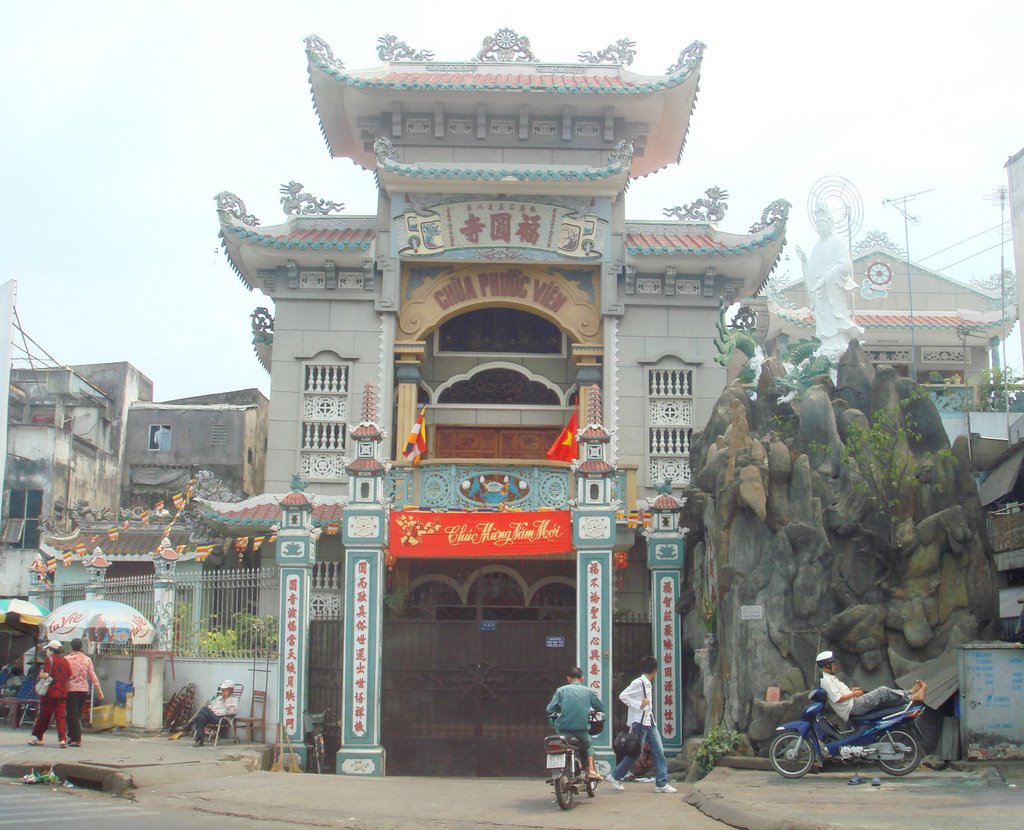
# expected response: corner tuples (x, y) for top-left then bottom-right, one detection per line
(307, 616), (343, 772)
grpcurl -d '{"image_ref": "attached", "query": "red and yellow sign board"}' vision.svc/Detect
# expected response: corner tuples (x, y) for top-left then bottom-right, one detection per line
(389, 510), (571, 558)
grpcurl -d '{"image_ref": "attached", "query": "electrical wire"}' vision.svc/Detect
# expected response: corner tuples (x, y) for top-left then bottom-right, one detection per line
(935, 241), (1004, 272)
(916, 222), (1006, 262)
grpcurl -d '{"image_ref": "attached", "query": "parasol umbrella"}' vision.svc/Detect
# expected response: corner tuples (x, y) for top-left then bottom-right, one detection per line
(41, 599), (157, 647)
(0, 598), (51, 665)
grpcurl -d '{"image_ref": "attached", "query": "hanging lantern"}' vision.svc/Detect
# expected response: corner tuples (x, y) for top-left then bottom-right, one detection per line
(384, 552), (397, 571)
(613, 551), (629, 570)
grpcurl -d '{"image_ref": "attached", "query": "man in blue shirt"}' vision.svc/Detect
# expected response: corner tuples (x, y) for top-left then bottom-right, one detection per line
(546, 666), (604, 780)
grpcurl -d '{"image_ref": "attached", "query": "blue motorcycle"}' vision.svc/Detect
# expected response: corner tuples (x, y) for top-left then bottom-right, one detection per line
(769, 687), (924, 778)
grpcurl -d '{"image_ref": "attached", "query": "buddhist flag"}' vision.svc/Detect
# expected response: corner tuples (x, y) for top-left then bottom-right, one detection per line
(172, 493), (185, 511)
(253, 536), (265, 549)
(266, 534), (277, 545)
(62, 550), (73, 566)
(404, 407), (427, 464)
(107, 527), (119, 541)
(47, 558), (57, 573)
(140, 510), (150, 524)
(74, 542), (88, 556)
(546, 410), (579, 462)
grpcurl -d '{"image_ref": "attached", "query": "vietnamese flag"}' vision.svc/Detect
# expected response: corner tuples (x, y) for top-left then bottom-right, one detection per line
(546, 410), (579, 462)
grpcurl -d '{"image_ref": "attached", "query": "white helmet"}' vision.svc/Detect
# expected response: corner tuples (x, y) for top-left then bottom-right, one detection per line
(815, 650), (835, 666)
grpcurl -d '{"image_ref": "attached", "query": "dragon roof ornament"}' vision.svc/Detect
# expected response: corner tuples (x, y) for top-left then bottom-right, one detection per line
(304, 34), (344, 72)
(665, 41), (706, 75)
(607, 139), (634, 169)
(578, 38), (636, 66)
(373, 136), (399, 164)
(475, 28), (537, 62)
(279, 181), (345, 216)
(852, 230), (904, 257)
(663, 187), (729, 223)
(377, 35), (434, 62)
(215, 191), (260, 228)
(748, 199), (792, 234)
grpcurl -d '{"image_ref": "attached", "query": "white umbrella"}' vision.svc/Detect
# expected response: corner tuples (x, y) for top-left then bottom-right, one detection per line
(41, 600), (156, 646)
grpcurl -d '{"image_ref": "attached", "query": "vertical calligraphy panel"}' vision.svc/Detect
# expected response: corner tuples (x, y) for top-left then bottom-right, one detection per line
(653, 571), (681, 750)
(576, 549), (612, 759)
(277, 567), (310, 747)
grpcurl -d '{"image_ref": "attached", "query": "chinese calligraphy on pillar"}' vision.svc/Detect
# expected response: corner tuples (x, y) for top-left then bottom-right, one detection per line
(656, 573), (679, 740)
(351, 558), (370, 738)
(586, 558), (604, 695)
(283, 573), (300, 735)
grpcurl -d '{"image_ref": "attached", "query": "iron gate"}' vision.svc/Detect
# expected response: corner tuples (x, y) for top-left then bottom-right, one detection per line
(307, 616), (343, 772)
(382, 617), (575, 776)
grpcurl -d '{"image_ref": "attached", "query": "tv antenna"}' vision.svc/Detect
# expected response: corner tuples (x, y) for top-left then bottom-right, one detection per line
(883, 188), (934, 381)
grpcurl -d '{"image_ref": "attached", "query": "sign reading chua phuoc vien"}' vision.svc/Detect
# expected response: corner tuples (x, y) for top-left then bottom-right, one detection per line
(389, 510), (571, 557)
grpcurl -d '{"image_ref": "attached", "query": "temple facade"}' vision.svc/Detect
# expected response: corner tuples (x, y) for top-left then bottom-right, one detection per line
(210, 29), (788, 776)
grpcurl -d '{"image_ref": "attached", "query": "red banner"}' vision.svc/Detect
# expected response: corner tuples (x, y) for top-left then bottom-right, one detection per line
(389, 510), (572, 558)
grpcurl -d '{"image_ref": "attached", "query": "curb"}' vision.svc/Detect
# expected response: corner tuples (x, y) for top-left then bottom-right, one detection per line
(684, 788), (831, 830)
(0, 761), (134, 795)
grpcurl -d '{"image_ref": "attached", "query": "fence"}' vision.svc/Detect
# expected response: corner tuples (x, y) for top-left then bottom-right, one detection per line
(53, 568), (279, 659)
(989, 509), (1024, 555)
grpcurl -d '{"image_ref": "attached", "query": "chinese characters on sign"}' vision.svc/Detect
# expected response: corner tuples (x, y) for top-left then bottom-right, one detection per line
(397, 200), (606, 258)
(351, 558), (371, 738)
(283, 574), (300, 736)
(658, 575), (677, 739)
(586, 559), (604, 695)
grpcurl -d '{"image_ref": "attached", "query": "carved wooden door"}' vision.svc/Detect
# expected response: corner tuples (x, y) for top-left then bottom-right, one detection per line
(435, 427), (560, 460)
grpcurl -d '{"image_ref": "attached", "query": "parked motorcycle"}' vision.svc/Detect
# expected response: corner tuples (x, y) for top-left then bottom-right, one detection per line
(544, 709), (603, 810)
(769, 687), (924, 779)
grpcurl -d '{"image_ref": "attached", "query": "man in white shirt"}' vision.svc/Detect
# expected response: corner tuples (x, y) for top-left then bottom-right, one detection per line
(607, 656), (677, 794)
(190, 679), (240, 746)
(816, 651), (926, 722)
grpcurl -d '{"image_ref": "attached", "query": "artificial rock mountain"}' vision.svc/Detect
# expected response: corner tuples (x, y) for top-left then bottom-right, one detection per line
(677, 340), (999, 745)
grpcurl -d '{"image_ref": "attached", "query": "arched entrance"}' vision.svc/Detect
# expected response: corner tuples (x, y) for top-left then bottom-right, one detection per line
(380, 562), (575, 776)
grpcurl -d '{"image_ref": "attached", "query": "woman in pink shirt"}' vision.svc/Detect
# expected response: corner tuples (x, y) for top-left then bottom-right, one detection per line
(65, 638), (104, 747)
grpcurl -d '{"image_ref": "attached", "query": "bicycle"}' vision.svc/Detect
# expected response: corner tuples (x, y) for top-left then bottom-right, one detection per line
(304, 708), (335, 773)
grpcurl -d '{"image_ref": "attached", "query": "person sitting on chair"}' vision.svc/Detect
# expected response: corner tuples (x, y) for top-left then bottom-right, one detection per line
(190, 680), (238, 747)
(816, 651), (927, 722)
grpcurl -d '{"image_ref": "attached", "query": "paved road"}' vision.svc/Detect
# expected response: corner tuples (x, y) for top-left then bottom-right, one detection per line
(0, 781), (306, 830)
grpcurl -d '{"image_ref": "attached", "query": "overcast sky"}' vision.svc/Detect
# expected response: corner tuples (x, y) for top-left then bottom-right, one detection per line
(2, 1), (1021, 399)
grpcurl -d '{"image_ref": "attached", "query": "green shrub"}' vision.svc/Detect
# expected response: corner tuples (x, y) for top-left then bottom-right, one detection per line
(694, 724), (742, 773)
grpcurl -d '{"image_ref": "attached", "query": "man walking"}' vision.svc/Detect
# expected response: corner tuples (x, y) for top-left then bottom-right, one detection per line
(546, 667), (604, 780)
(608, 656), (677, 793)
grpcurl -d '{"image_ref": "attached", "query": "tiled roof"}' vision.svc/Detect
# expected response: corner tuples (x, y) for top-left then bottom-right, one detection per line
(777, 309), (1001, 329)
(200, 498), (344, 528)
(378, 158), (628, 182)
(221, 225), (375, 251)
(281, 491), (312, 506)
(625, 227), (783, 256)
(42, 528), (194, 557)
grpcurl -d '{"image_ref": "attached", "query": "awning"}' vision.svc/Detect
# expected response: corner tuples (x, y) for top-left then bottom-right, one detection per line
(896, 649), (959, 709)
(130, 466), (191, 488)
(978, 446), (1024, 505)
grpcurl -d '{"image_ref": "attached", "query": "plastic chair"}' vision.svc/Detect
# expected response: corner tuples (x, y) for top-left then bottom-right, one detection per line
(13, 670), (40, 727)
(233, 689), (267, 743)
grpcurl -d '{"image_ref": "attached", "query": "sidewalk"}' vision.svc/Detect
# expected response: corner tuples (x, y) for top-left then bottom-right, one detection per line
(0, 724), (1019, 830)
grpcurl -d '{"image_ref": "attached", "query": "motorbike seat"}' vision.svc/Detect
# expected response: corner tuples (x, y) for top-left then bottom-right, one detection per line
(563, 736), (583, 749)
(850, 704), (908, 721)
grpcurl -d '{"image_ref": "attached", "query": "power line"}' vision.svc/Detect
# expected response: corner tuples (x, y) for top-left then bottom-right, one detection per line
(936, 240), (1004, 272)
(917, 222), (1006, 261)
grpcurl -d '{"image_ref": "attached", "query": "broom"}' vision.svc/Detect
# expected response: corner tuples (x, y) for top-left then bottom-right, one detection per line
(282, 728), (302, 773)
(270, 724), (284, 772)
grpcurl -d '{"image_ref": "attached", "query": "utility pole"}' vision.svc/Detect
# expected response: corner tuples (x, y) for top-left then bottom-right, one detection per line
(883, 189), (934, 382)
(984, 186), (1011, 441)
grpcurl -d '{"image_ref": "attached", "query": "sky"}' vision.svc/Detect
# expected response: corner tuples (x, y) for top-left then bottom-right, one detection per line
(2, 1), (1022, 399)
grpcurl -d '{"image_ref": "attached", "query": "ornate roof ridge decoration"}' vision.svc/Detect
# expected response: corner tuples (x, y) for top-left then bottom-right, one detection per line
(663, 187), (729, 224)
(215, 191), (260, 228)
(475, 28), (537, 63)
(578, 38), (636, 66)
(279, 181), (345, 216)
(607, 139), (634, 169)
(665, 41), (706, 75)
(304, 34), (344, 72)
(350, 382), (384, 441)
(853, 229), (905, 257)
(748, 199), (792, 234)
(373, 136), (399, 163)
(377, 34), (434, 62)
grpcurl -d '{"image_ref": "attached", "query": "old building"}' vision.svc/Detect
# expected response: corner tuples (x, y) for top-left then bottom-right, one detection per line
(2, 363), (152, 595)
(210, 30), (788, 775)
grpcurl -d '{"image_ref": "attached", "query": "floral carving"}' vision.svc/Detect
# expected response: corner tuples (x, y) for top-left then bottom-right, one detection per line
(304, 34), (344, 72)
(374, 136), (399, 163)
(748, 199), (792, 234)
(476, 28), (537, 62)
(578, 38), (636, 66)
(215, 192), (259, 228)
(665, 40), (706, 75)
(852, 230), (904, 257)
(663, 187), (729, 223)
(279, 181), (345, 216)
(377, 34), (434, 62)
(251, 307), (274, 345)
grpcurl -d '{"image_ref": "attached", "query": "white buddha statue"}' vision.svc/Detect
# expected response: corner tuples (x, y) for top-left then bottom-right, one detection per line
(795, 202), (864, 361)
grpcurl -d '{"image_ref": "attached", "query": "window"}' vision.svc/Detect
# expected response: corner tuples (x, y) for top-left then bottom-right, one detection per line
(300, 359), (350, 480)
(246, 448), (254, 465)
(645, 365), (693, 487)
(437, 308), (563, 355)
(148, 424), (172, 451)
(6, 489), (43, 549)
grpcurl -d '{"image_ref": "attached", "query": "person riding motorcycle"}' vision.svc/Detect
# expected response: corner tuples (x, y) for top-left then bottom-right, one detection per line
(816, 650), (927, 721)
(546, 667), (604, 781)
